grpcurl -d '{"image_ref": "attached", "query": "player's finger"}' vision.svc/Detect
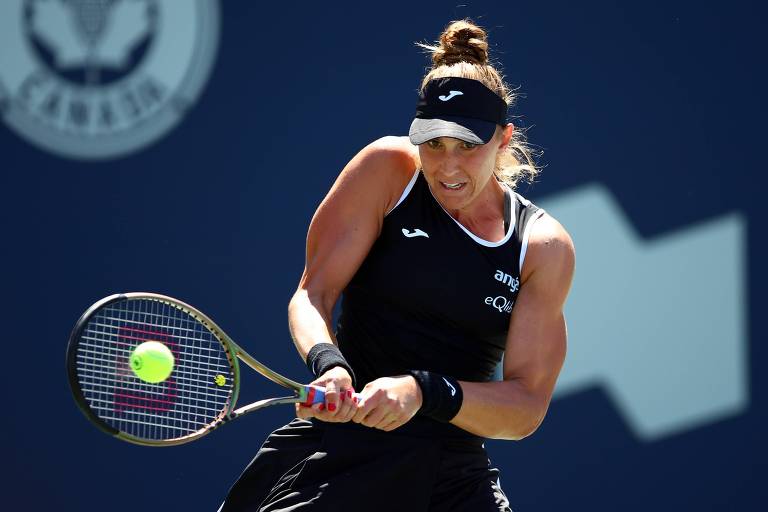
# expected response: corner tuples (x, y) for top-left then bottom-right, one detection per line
(375, 415), (402, 431)
(369, 412), (396, 429)
(360, 406), (391, 428)
(295, 403), (315, 420)
(351, 392), (379, 425)
(315, 387), (356, 423)
(334, 388), (357, 422)
(324, 380), (341, 416)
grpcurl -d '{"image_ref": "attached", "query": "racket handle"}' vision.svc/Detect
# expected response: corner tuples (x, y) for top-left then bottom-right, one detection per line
(303, 385), (362, 406)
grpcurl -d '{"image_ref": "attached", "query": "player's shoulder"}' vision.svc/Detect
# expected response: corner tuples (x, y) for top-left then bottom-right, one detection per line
(339, 136), (417, 180)
(357, 136), (418, 173)
(325, 137), (417, 216)
(523, 211), (575, 281)
(340, 136), (418, 211)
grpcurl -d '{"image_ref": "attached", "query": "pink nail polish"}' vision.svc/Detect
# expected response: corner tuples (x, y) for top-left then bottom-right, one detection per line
(328, 403), (337, 412)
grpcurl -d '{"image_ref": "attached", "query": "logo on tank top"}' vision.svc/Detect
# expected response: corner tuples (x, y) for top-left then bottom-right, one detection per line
(494, 269), (520, 292)
(402, 228), (429, 238)
(485, 295), (514, 314)
(0, 0), (220, 160)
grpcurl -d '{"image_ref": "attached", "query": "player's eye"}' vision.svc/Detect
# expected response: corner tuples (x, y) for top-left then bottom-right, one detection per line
(425, 139), (442, 149)
(461, 141), (478, 150)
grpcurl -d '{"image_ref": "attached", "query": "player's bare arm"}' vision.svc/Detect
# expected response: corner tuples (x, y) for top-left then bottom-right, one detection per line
(290, 137), (416, 421)
(450, 213), (575, 439)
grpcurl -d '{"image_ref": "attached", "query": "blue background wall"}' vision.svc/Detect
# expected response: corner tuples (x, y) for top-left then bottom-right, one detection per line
(2, 1), (766, 510)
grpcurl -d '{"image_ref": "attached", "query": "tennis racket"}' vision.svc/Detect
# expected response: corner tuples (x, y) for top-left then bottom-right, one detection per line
(67, 292), (355, 446)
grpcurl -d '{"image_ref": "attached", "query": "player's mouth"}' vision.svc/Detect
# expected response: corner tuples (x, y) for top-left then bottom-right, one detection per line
(440, 181), (466, 190)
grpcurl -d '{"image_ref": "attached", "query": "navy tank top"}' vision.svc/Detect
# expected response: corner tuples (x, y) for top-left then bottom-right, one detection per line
(335, 170), (544, 436)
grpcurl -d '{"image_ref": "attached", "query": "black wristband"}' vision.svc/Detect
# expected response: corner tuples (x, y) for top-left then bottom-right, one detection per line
(409, 370), (463, 422)
(306, 343), (356, 387)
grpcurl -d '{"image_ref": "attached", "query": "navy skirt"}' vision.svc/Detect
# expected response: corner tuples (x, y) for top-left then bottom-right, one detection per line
(218, 418), (512, 512)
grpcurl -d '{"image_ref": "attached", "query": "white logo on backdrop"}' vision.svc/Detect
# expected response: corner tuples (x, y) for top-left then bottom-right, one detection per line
(0, 0), (220, 160)
(539, 184), (748, 441)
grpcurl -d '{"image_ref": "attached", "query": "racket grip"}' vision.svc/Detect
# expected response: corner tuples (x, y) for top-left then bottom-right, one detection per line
(303, 385), (362, 406)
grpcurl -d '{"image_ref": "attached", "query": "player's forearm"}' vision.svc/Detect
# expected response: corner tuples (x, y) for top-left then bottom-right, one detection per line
(450, 379), (548, 440)
(288, 288), (338, 360)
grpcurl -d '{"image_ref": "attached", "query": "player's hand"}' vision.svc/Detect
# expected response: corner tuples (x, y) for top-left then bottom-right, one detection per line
(351, 375), (422, 432)
(295, 366), (357, 423)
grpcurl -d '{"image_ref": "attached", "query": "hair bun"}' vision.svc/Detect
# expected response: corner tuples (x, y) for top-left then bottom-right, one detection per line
(432, 20), (489, 67)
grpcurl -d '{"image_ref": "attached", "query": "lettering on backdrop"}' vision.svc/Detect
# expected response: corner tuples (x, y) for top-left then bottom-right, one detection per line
(0, 0), (219, 160)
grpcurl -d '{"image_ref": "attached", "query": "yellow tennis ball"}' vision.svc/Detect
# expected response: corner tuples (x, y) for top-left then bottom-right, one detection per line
(130, 341), (174, 383)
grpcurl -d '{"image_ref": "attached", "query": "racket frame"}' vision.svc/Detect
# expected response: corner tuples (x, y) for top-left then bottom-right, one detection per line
(67, 292), (322, 446)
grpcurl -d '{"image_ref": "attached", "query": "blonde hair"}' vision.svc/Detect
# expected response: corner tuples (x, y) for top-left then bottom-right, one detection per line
(417, 20), (540, 188)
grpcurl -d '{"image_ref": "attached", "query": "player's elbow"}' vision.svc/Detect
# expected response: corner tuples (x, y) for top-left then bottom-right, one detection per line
(291, 283), (338, 318)
(493, 418), (542, 441)
(513, 412), (546, 440)
(493, 400), (549, 441)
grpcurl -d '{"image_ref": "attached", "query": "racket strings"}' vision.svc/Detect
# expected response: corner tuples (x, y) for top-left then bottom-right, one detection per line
(74, 297), (236, 442)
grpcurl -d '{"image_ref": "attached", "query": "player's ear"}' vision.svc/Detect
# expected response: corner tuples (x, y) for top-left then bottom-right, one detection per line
(498, 123), (514, 149)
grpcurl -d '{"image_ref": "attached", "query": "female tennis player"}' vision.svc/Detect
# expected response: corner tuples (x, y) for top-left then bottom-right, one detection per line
(220, 19), (574, 511)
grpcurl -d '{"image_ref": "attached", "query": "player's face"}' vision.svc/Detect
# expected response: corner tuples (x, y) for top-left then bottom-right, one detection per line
(418, 125), (512, 211)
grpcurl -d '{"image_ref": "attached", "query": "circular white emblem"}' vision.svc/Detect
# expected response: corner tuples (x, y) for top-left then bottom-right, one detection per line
(0, 0), (219, 160)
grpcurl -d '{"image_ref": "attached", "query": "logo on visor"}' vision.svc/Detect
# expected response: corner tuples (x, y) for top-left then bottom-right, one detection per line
(438, 90), (464, 102)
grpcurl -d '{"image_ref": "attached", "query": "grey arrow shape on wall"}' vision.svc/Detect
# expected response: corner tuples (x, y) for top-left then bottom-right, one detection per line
(539, 184), (748, 441)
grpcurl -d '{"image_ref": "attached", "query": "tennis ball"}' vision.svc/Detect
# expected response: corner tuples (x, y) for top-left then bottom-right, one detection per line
(130, 341), (174, 383)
